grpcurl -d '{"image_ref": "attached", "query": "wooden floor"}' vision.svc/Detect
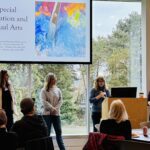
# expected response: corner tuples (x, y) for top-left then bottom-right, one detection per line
(53, 135), (88, 150)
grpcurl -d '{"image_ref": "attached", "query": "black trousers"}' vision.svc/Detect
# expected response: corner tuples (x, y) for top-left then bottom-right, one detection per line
(92, 112), (101, 132)
(6, 112), (13, 131)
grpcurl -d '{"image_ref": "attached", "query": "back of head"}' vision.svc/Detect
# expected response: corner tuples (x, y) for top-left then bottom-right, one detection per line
(20, 98), (34, 115)
(0, 110), (17, 149)
(0, 109), (7, 126)
(109, 99), (128, 123)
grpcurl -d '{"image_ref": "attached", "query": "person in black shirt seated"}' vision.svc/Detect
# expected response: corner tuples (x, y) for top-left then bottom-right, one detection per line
(0, 109), (17, 150)
(100, 99), (131, 140)
(11, 98), (48, 147)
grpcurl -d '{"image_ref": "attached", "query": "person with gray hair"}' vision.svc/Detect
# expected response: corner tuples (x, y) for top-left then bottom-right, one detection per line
(0, 109), (17, 150)
(0, 109), (7, 126)
(11, 98), (48, 148)
(40, 72), (65, 150)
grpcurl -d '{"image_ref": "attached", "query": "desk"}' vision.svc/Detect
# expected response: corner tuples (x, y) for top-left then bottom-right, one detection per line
(132, 129), (150, 143)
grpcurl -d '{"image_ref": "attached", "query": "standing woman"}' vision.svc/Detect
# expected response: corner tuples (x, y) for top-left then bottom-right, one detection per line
(0, 70), (17, 131)
(40, 72), (65, 150)
(89, 76), (110, 132)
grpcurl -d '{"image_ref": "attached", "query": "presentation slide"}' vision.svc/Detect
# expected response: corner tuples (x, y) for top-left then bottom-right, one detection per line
(0, 0), (91, 63)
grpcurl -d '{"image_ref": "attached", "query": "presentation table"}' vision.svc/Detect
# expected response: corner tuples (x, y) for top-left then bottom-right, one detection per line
(102, 98), (148, 129)
(132, 129), (150, 142)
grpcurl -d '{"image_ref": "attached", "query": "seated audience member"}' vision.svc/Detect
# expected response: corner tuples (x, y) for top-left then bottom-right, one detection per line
(100, 99), (131, 140)
(0, 109), (17, 150)
(11, 98), (48, 147)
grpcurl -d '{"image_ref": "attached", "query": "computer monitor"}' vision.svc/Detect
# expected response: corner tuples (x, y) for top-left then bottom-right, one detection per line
(111, 87), (137, 98)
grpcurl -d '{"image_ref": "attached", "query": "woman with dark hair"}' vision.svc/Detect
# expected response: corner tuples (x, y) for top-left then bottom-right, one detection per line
(0, 70), (17, 131)
(89, 76), (110, 132)
(40, 72), (65, 150)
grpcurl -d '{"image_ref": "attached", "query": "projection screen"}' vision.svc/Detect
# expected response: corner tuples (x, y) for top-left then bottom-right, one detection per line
(0, 0), (91, 63)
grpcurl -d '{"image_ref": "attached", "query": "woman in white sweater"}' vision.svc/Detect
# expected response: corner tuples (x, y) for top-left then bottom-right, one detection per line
(40, 72), (65, 150)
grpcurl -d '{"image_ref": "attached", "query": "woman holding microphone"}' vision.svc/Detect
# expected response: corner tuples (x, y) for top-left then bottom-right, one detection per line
(89, 76), (110, 132)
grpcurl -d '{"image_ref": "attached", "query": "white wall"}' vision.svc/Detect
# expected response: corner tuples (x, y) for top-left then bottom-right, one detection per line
(142, 0), (150, 96)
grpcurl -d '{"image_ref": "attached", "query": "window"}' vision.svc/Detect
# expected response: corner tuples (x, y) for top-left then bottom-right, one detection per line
(92, 0), (142, 94)
(0, 0), (143, 135)
(91, 0), (142, 131)
(0, 64), (87, 135)
(31, 64), (87, 135)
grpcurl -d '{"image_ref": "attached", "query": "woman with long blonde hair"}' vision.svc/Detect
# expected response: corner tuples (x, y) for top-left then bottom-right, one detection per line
(100, 99), (131, 140)
(89, 76), (110, 132)
(40, 72), (65, 150)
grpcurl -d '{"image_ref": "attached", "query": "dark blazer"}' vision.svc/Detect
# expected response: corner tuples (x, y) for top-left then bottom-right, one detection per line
(100, 119), (131, 140)
(11, 115), (48, 147)
(0, 128), (17, 150)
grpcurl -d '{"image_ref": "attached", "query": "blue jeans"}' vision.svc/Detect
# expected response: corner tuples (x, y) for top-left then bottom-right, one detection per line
(43, 115), (65, 150)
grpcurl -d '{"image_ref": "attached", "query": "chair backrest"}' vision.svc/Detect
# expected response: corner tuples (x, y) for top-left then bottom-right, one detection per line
(83, 132), (125, 150)
(0, 132), (18, 150)
(117, 140), (150, 150)
(102, 134), (125, 150)
(25, 136), (54, 150)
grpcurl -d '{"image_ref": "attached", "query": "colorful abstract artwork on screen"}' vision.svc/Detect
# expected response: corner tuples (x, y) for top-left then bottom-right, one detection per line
(35, 2), (86, 57)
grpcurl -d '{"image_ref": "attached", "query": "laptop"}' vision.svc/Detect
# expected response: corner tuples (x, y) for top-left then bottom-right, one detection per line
(111, 87), (137, 98)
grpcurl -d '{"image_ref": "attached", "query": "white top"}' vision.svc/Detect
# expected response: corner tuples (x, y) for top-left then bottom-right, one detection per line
(40, 86), (62, 116)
